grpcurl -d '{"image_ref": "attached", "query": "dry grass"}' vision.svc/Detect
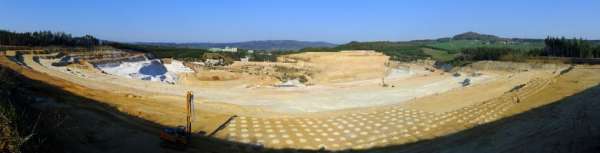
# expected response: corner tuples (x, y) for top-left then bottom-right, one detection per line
(0, 101), (39, 153)
(0, 68), (38, 153)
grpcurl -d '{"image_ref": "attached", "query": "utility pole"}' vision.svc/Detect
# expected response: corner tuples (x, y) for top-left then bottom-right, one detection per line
(185, 91), (193, 138)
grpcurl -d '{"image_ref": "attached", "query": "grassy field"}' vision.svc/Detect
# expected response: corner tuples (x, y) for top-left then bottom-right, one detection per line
(421, 47), (457, 62)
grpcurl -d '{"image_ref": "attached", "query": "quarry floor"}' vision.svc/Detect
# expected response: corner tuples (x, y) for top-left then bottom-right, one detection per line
(3, 54), (600, 152)
(31, 55), (551, 114)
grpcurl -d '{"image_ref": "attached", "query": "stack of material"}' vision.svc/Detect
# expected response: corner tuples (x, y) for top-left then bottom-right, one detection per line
(96, 59), (178, 84)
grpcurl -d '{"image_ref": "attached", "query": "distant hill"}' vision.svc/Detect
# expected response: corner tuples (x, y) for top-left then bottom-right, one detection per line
(135, 40), (337, 51)
(452, 32), (504, 41)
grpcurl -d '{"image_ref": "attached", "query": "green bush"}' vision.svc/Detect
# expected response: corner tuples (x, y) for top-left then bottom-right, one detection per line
(460, 47), (528, 61)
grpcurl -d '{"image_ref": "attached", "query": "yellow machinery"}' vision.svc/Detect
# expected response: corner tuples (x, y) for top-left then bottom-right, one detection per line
(159, 91), (194, 148)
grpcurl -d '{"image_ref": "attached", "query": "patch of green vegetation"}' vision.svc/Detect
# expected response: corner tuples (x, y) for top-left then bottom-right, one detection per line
(108, 42), (209, 60)
(421, 47), (457, 62)
(0, 29), (100, 47)
(452, 32), (501, 41)
(298, 41), (430, 61)
(445, 37), (600, 66)
(541, 37), (600, 58)
(426, 40), (544, 52)
(459, 47), (531, 61)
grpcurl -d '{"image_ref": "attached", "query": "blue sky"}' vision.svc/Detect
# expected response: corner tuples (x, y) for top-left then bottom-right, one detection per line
(1, 0), (599, 43)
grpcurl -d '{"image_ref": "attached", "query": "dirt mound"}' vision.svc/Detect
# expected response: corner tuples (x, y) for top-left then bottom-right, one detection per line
(66, 60), (102, 73)
(278, 50), (390, 83)
(194, 70), (240, 81)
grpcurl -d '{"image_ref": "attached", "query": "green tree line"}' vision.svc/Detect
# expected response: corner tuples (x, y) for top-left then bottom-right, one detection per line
(0, 30), (100, 47)
(541, 37), (600, 58)
(458, 37), (600, 62)
(458, 47), (529, 61)
(298, 41), (430, 61)
(108, 42), (257, 61)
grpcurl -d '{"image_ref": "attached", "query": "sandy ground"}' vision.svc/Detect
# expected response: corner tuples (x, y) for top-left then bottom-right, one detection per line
(369, 65), (600, 153)
(3, 53), (591, 151)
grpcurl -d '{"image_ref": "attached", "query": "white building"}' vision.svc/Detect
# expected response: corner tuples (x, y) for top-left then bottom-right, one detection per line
(240, 57), (250, 62)
(209, 46), (238, 52)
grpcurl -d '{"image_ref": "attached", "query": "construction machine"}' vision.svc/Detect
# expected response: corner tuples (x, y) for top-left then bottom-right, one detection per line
(159, 91), (194, 148)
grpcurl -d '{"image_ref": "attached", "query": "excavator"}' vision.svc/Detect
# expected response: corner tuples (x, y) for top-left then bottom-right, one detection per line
(159, 91), (194, 148)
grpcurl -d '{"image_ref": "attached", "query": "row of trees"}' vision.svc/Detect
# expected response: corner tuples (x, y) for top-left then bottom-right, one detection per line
(298, 41), (430, 61)
(459, 37), (600, 62)
(0, 30), (100, 47)
(110, 42), (268, 62)
(108, 42), (208, 59)
(459, 47), (523, 61)
(541, 37), (600, 58)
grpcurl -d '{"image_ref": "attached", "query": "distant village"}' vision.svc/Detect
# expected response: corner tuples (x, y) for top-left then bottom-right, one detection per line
(207, 46), (256, 62)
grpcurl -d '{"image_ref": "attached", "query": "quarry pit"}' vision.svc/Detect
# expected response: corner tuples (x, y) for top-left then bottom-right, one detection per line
(2, 49), (583, 150)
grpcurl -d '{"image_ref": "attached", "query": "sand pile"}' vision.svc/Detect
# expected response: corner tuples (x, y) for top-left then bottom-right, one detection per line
(194, 70), (240, 81)
(278, 50), (390, 83)
(96, 59), (180, 84)
(66, 61), (103, 74)
(163, 59), (194, 73)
